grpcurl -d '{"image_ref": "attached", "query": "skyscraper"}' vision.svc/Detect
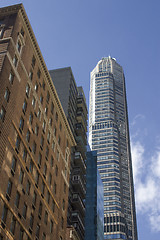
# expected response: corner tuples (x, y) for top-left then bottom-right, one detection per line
(85, 150), (104, 240)
(89, 57), (138, 240)
(0, 4), (76, 240)
(50, 67), (87, 240)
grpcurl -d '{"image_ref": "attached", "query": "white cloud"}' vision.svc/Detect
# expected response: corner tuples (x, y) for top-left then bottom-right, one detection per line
(131, 139), (160, 232)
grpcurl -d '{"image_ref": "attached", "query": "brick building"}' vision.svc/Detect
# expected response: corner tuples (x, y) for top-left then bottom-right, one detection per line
(0, 4), (76, 240)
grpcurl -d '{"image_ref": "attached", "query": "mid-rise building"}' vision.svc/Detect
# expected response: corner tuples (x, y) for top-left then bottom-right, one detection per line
(50, 68), (88, 240)
(89, 57), (138, 240)
(85, 150), (104, 240)
(0, 4), (76, 240)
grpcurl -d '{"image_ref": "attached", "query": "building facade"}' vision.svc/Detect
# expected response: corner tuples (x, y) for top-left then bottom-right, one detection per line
(0, 4), (76, 240)
(50, 68), (88, 240)
(89, 57), (138, 240)
(85, 150), (104, 240)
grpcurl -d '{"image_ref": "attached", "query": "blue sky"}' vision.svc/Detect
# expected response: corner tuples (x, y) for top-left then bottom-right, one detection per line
(1, 0), (160, 239)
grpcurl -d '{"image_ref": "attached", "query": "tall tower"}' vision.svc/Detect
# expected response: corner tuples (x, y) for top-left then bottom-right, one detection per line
(89, 57), (138, 240)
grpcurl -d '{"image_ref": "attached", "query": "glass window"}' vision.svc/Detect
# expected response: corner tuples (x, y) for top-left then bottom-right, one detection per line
(33, 191), (37, 206)
(15, 135), (21, 151)
(26, 130), (30, 142)
(4, 88), (10, 102)
(38, 201), (42, 217)
(10, 216), (16, 234)
(29, 70), (33, 81)
(22, 203), (27, 219)
(35, 124), (39, 136)
(46, 91), (50, 103)
(15, 191), (20, 208)
(6, 179), (12, 197)
(19, 117), (24, 131)
(36, 224), (40, 238)
(29, 112), (33, 125)
(38, 152), (42, 167)
(9, 71), (14, 84)
(35, 83), (38, 92)
(37, 69), (41, 79)
(31, 56), (36, 68)
(30, 213), (34, 229)
(22, 99), (27, 114)
(50, 220), (53, 233)
(32, 141), (36, 154)
(11, 156), (16, 172)
(19, 168), (24, 184)
(44, 211), (48, 225)
(1, 204), (8, 224)
(26, 84), (30, 97)
(13, 55), (18, 67)
(16, 40), (22, 52)
(26, 180), (31, 195)
(0, 106), (6, 122)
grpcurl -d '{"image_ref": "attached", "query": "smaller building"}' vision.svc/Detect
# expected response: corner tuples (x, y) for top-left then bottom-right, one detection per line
(85, 151), (104, 240)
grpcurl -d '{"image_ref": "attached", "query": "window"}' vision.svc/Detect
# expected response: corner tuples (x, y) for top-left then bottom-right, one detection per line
(35, 124), (39, 136)
(19, 228), (24, 240)
(29, 160), (33, 173)
(42, 233), (46, 240)
(47, 191), (50, 204)
(32, 96), (36, 109)
(29, 70), (33, 81)
(61, 217), (64, 229)
(26, 130), (30, 143)
(51, 102), (54, 114)
(26, 84), (30, 97)
(22, 99), (27, 114)
(26, 180), (31, 195)
(41, 181), (45, 195)
(19, 117), (24, 131)
(56, 150), (59, 161)
(19, 168), (24, 184)
(51, 156), (54, 167)
(16, 40), (22, 53)
(52, 141), (55, 151)
(49, 117), (52, 126)
(20, 28), (25, 37)
(53, 127), (57, 136)
(37, 108), (41, 120)
(45, 146), (49, 159)
(30, 213), (34, 229)
(13, 55), (18, 67)
(9, 71), (14, 84)
(15, 135), (21, 151)
(31, 56), (36, 68)
(55, 165), (58, 176)
(64, 183), (66, 193)
(38, 152), (42, 168)
(29, 112), (33, 125)
(38, 201), (42, 217)
(0, 106), (6, 122)
(15, 191), (20, 208)
(40, 94), (43, 104)
(62, 199), (65, 211)
(44, 106), (48, 116)
(22, 203), (27, 219)
(37, 69), (41, 79)
(42, 120), (46, 132)
(4, 88), (10, 102)
(52, 200), (55, 213)
(33, 191), (37, 206)
(49, 173), (52, 186)
(55, 112), (58, 122)
(58, 136), (61, 146)
(11, 156), (16, 173)
(1, 204), (8, 224)
(10, 216), (16, 234)
(50, 220), (53, 233)
(42, 81), (45, 90)
(44, 211), (48, 225)
(40, 135), (44, 148)
(46, 91), (50, 103)
(32, 141), (36, 154)
(47, 131), (51, 143)
(43, 164), (47, 177)
(36, 224), (40, 239)
(35, 170), (39, 185)
(53, 182), (56, 195)
(6, 179), (12, 197)
(35, 83), (38, 92)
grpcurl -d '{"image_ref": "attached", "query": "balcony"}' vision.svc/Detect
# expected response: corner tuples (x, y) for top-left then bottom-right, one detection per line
(74, 152), (86, 171)
(72, 174), (86, 197)
(71, 211), (85, 232)
(71, 193), (85, 214)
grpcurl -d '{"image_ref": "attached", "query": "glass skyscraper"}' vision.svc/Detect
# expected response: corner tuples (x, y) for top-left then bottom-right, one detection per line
(89, 57), (138, 240)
